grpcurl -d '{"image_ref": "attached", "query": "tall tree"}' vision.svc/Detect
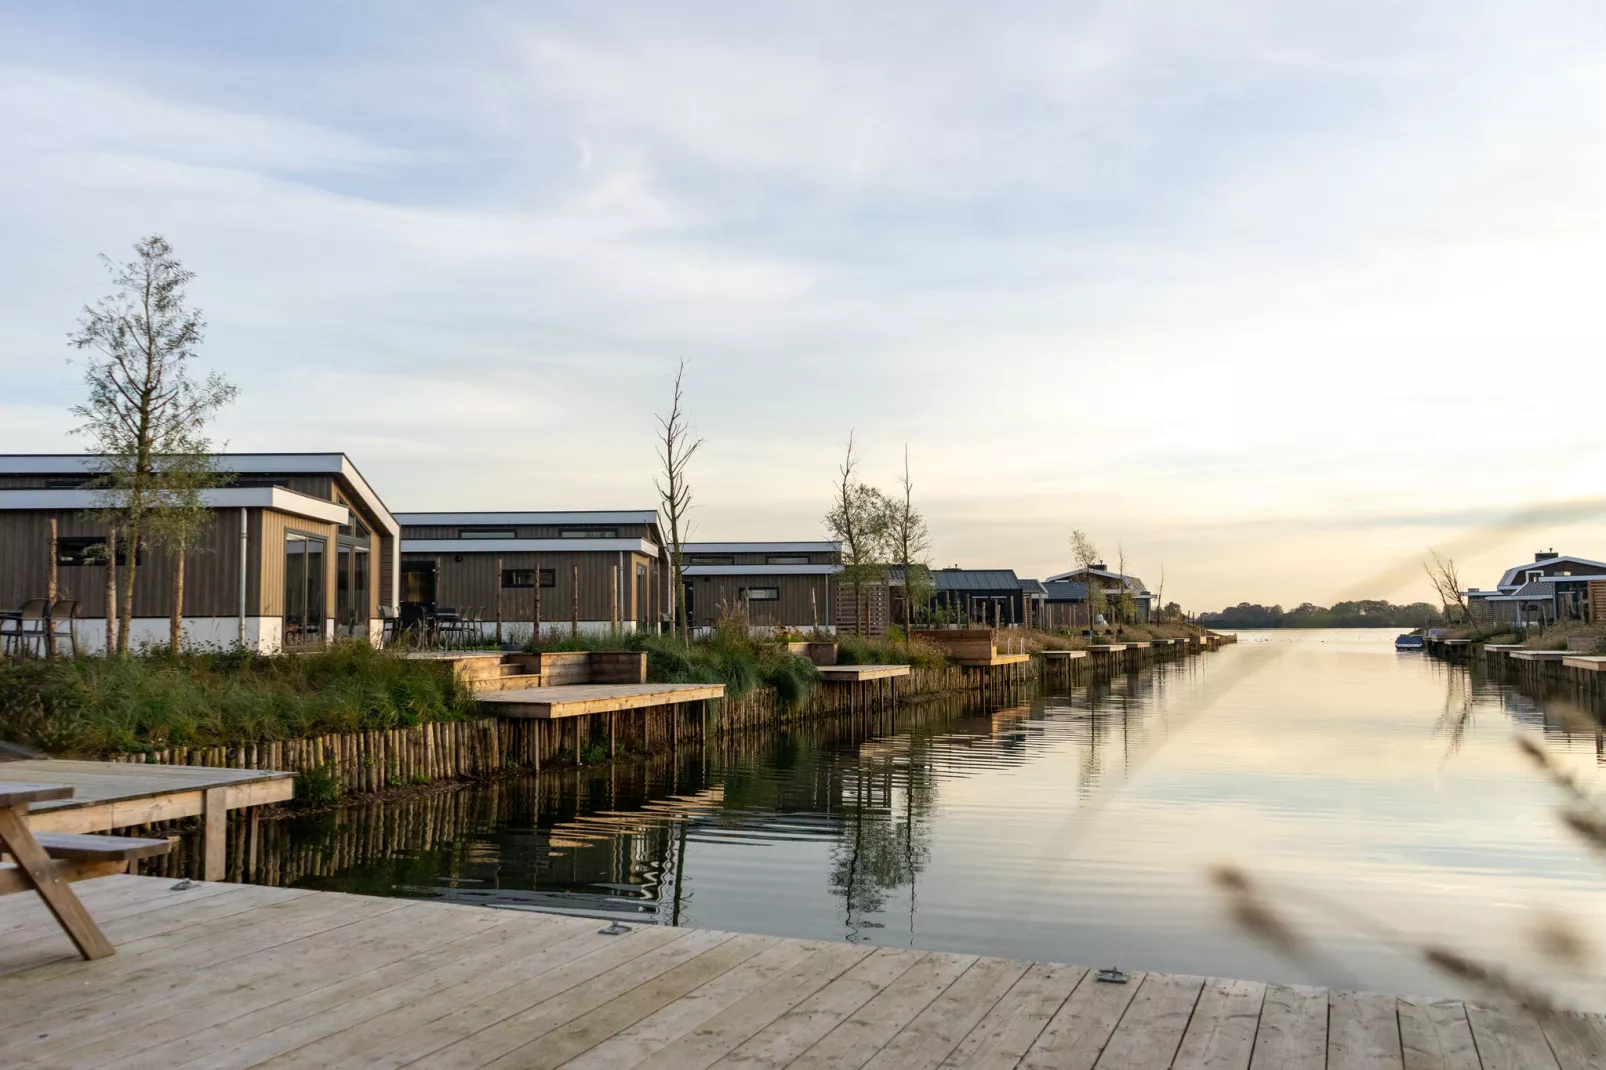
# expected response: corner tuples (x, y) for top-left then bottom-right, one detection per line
(887, 446), (932, 636)
(1069, 528), (1106, 632)
(69, 236), (236, 654)
(1115, 543), (1136, 625)
(824, 433), (892, 636)
(654, 359), (703, 646)
(1425, 551), (1470, 624)
(147, 458), (226, 654)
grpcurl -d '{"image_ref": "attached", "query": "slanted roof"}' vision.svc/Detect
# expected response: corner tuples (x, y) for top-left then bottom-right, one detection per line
(1046, 566), (1149, 593)
(931, 568), (1022, 592)
(1489, 579), (1560, 600)
(1019, 579), (1047, 595)
(1042, 581), (1089, 602)
(1496, 555), (1606, 589)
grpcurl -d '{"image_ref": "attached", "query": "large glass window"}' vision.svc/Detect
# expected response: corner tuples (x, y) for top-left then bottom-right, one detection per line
(336, 543), (369, 635)
(285, 533), (327, 648)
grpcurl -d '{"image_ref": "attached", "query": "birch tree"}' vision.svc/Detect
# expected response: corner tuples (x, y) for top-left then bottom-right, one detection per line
(69, 236), (236, 655)
(1070, 528), (1106, 629)
(654, 360), (703, 646)
(888, 446), (932, 636)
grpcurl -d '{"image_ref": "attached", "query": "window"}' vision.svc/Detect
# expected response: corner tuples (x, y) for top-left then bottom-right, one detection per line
(688, 554), (734, 565)
(741, 587), (780, 601)
(561, 528), (616, 539)
(334, 493), (370, 540)
(460, 528), (517, 539)
(284, 532), (327, 649)
(501, 569), (556, 589)
(766, 555), (809, 565)
(57, 536), (137, 566)
(1527, 570), (1544, 583)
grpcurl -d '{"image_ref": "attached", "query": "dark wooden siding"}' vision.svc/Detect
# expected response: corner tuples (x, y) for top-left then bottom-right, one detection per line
(682, 551), (839, 566)
(404, 549), (657, 625)
(685, 574), (834, 630)
(0, 509), (245, 618)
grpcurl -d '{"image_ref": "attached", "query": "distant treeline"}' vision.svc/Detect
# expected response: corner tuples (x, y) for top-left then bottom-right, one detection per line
(1196, 600), (1445, 629)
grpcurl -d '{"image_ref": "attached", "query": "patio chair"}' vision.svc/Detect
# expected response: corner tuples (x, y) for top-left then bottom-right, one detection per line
(1, 599), (49, 657)
(379, 605), (400, 644)
(44, 598), (79, 658)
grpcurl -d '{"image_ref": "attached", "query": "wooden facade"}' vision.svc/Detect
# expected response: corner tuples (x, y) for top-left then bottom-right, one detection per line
(679, 542), (841, 633)
(398, 511), (667, 636)
(0, 454), (398, 652)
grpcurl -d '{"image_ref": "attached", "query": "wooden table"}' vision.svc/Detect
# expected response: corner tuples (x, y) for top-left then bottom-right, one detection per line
(2, 760), (295, 882)
(0, 782), (115, 960)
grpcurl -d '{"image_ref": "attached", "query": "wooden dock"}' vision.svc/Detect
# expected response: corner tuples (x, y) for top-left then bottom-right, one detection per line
(814, 664), (912, 683)
(1, 875), (1600, 1069)
(0, 760), (293, 881)
(478, 683), (726, 720)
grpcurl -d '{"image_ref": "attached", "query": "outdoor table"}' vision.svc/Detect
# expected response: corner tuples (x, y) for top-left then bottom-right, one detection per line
(0, 783), (115, 959)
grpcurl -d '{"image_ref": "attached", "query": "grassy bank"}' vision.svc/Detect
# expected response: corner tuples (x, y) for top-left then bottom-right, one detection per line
(0, 642), (479, 758)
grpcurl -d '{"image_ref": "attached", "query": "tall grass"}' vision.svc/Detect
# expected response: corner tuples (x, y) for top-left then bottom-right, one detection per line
(0, 641), (479, 757)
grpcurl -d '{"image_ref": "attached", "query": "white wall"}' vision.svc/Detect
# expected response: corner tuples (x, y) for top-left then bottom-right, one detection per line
(61, 616), (284, 655)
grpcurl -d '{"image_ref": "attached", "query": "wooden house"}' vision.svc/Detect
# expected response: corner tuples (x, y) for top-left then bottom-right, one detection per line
(0, 453), (399, 652)
(926, 568), (1026, 627)
(1044, 564), (1153, 624)
(396, 511), (668, 638)
(678, 541), (841, 634)
(1465, 550), (1606, 625)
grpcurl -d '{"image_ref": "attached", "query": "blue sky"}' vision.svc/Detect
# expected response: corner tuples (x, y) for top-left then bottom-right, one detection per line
(4, 2), (1606, 608)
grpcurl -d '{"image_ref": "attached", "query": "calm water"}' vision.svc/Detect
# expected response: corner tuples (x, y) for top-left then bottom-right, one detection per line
(266, 631), (1606, 1006)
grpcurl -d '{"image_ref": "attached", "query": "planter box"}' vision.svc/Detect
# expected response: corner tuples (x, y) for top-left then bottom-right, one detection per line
(785, 642), (838, 666)
(910, 629), (995, 663)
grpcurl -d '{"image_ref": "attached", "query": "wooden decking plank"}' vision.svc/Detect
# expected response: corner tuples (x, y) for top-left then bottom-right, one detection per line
(472, 933), (790, 1069)
(1329, 990), (1405, 1070)
(787, 952), (979, 1070)
(12, 899), (508, 1068)
(0, 883), (320, 1004)
(1540, 1011), (1606, 1070)
(1172, 977), (1267, 1070)
(1397, 998), (1479, 1070)
(1094, 971), (1207, 1069)
(706, 948), (927, 1070)
(268, 927), (728, 1069)
(1465, 1003), (1563, 1070)
(147, 911), (602, 1070)
(619, 941), (875, 1070)
(1020, 969), (1149, 1070)
(861, 956), (1033, 1070)
(0, 870), (235, 944)
(555, 937), (838, 1070)
(938, 962), (1087, 1070)
(1249, 984), (1326, 1070)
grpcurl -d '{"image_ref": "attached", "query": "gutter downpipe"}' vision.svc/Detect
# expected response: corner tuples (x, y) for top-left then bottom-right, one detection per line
(238, 507), (248, 648)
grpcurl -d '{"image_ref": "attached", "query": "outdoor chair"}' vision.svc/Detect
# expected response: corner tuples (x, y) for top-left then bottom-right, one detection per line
(1, 599), (48, 657)
(44, 599), (79, 658)
(379, 605), (400, 643)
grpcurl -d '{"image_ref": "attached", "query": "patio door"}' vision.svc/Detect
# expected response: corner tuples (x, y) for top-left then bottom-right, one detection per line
(284, 533), (327, 649)
(336, 542), (369, 638)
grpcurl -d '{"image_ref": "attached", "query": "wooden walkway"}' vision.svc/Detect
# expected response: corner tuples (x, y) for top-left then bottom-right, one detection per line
(478, 683), (725, 720)
(2, 877), (1601, 1068)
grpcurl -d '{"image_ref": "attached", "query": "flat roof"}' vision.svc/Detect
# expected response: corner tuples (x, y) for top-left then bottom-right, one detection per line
(682, 541), (841, 553)
(397, 511), (660, 527)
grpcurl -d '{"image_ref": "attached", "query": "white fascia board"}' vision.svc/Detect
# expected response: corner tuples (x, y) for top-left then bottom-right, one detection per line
(401, 538), (658, 555)
(680, 541), (842, 553)
(682, 564), (843, 576)
(396, 511), (661, 526)
(0, 487), (347, 525)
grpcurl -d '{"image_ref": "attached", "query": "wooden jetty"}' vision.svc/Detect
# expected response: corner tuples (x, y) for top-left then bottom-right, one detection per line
(1, 875), (1600, 1069)
(815, 664), (911, 716)
(478, 683), (725, 769)
(0, 760), (292, 882)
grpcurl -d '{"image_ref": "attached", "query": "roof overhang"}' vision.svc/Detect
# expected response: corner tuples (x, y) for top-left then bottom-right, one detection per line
(397, 511), (660, 527)
(402, 538), (659, 556)
(0, 487), (349, 526)
(682, 564), (843, 576)
(681, 542), (841, 554)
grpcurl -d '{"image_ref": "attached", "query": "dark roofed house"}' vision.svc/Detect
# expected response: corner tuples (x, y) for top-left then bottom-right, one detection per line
(1019, 579), (1047, 628)
(927, 567), (1025, 627)
(1465, 549), (1606, 626)
(1042, 562), (1153, 626)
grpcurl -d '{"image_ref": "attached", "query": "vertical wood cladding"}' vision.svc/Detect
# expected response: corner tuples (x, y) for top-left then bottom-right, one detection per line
(685, 574), (835, 630)
(408, 550), (659, 624)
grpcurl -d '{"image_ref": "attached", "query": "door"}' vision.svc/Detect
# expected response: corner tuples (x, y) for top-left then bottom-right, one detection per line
(336, 543), (370, 638)
(284, 533), (327, 649)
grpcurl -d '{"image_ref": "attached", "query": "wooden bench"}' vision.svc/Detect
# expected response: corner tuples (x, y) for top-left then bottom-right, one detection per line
(0, 782), (172, 960)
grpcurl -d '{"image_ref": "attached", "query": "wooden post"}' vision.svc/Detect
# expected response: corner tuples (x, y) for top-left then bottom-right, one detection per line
(609, 712), (616, 758)
(495, 556), (504, 646)
(104, 525), (117, 655)
(47, 517), (58, 601)
(571, 564), (580, 638)
(611, 564), (619, 636)
(202, 787), (227, 881)
(811, 589), (818, 631)
(533, 557), (542, 642)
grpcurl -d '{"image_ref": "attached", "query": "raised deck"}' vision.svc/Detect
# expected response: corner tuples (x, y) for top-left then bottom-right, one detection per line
(0, 875), (1598, 1069)
(477, 682), (725, 719)
(1564, 655), (1606, 672)
(0, 759), (294, 881)
(814, 664), (912, 682)
(957, 652), (1032, 668)
(1040, 649), (1088, 659)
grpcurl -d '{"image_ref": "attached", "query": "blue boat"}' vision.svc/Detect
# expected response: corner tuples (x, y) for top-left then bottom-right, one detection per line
(1395, 634), (1425, 650)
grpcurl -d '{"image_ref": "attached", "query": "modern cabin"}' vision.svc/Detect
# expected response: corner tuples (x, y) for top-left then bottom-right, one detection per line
(925, 568), (1026, 627)
(1044, 564), (1153, 624)
(1465, 550), (1606, 625)
(396, 511), (668, 638)
(0, 453), (399, 652)
(678, 541), (841, 634)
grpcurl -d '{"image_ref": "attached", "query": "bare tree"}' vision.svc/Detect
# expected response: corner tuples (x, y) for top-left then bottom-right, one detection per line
(654, 360), (703, 646)
(148, 460), (226, 654)
(69, 236), (236, 655)
(888, 446), (932, 636)
(1155, 565), (1167, 622)
(1115, 543), (1136, 625)
(825, 433), (892, 636)
(1425, 550), (1470, 624)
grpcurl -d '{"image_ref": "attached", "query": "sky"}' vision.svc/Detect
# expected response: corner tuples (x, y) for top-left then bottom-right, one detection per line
(2, 1), (1605, 611)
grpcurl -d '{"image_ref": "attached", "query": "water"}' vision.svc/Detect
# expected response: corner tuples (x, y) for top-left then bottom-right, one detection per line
(260, 630), (1606, 1007)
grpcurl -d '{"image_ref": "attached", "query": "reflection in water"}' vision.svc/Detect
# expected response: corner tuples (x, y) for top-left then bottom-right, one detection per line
(236, 631), (1606, 1008)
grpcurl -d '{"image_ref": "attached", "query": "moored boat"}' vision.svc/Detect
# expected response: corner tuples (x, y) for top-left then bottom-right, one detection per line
(1395, 633), (1425, 650)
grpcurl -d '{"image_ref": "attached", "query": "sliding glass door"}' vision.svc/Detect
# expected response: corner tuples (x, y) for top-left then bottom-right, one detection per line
(285, 533), (327, 648)
(336, 542), (370, 638)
